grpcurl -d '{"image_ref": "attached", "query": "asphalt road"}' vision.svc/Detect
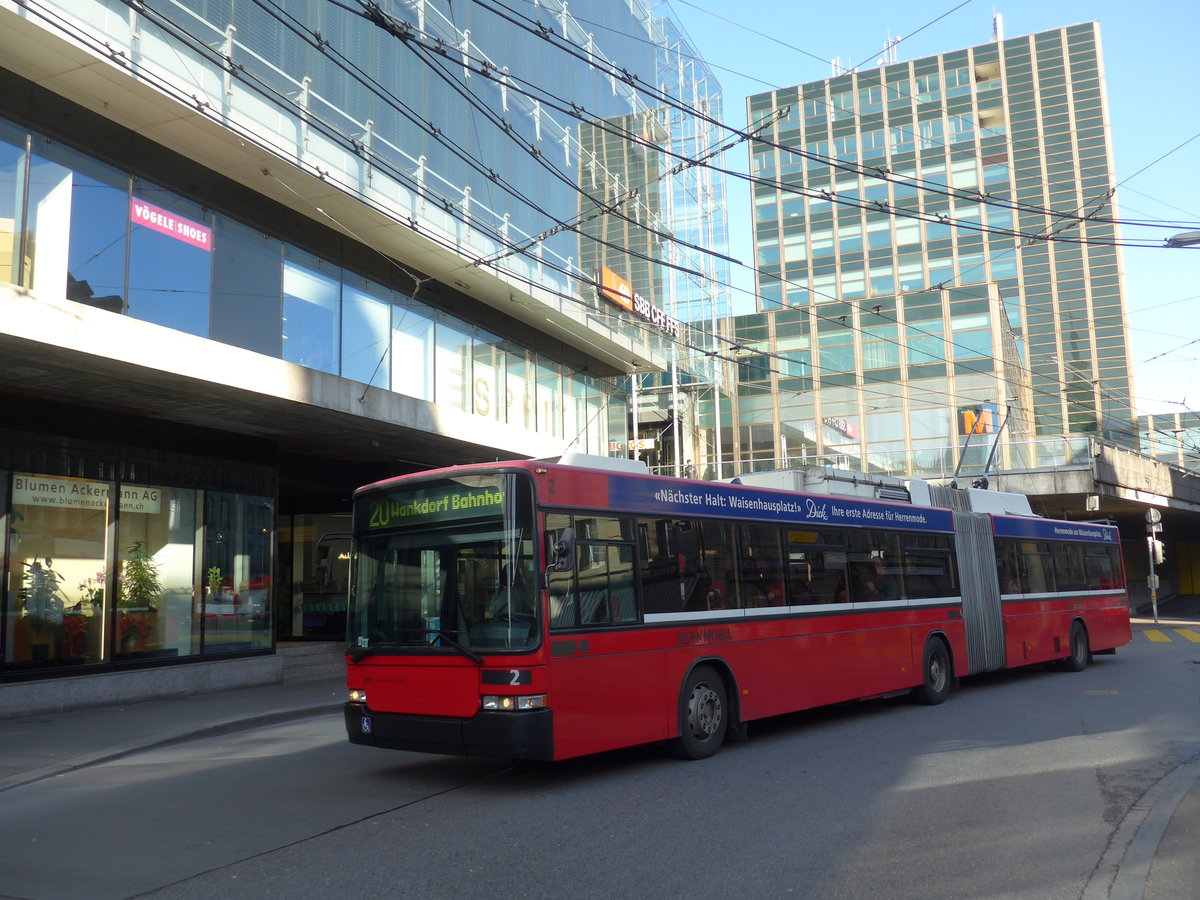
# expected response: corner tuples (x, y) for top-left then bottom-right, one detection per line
(1, 627), (1196, 900)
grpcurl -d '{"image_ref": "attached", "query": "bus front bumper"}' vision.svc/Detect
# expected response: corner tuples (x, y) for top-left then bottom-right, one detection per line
(344, 703), (554, 760)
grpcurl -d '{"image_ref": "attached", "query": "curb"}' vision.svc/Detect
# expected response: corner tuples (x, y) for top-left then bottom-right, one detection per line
(1083, 752), (1200, 900)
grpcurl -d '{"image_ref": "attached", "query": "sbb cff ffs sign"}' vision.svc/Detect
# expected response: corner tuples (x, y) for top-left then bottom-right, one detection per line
(595, 267), (681, 339)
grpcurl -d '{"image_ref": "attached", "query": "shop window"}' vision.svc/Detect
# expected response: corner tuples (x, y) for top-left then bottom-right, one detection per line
(341, 278), (392, 388)
(24, 153), (75, 299)
(284, 250), (341, 374)
(210, 216), (283, 357)
(434, 317), (473, 412)
(3, 473), (247, 670)
(0, 122), (25, 286)
(536, 363), (562, 437)
(115, 485), (200, 660)
(204, 492), (274, 653)
(389, 297), (435, 402)
(562, 373), (590, 449)
(280, 513), (352, 639)
(505, 348), (535, 430)
(471, 332), (507, 422)
(128, 183), (213, 337)
(29, 142), (129, 312)
(6, 474), (109, 668)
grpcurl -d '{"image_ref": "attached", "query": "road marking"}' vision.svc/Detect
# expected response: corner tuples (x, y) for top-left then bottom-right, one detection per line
(1086, 690), (1119, 695)
(1176, 629), (1200, 643)
(1143, 630), (1172, 642)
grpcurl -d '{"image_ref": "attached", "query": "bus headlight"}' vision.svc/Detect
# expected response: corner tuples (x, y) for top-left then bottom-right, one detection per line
(348, 689), (368, 705)
(481, 694), (547, 711)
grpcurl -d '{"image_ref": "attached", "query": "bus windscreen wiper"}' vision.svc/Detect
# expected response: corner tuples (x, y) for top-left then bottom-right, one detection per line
(424, 629), (484, 664)
(349, 641), (406, 663)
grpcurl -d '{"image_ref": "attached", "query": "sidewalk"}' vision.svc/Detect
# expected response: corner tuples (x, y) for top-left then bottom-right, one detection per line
(0, 675), (345, 793)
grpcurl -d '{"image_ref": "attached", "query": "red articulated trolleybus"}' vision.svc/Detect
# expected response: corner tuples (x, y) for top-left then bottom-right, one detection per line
(343, 454), (1131, 762)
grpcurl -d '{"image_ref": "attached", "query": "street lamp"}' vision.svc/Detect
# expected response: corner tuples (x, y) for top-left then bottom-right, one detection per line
(1165, 230), (1200, 248)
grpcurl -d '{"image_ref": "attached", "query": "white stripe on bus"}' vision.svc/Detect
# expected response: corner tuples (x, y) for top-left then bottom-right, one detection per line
(645, 596), (963, 624)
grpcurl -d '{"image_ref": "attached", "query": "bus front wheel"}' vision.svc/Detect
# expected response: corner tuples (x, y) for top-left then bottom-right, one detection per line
(670, 665), (728, 760)
(912, 638), (951, 705)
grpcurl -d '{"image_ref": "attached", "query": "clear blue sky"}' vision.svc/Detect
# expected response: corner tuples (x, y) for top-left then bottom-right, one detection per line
(669, 0), (1200, 416)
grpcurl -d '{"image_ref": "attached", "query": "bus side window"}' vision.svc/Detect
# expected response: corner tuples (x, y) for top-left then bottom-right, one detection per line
(698, 520), (738, 610)
(737, 523), (785, 607)
(1021, 542), (1054, 593)
(1085, 545), (1123, 590)
(546, 513), (578, 629)
(1054, 542), (1087, 592)
(847, 530), (903, 601)
(548, 565), (577, 629)
(996, 540), (1021, 594)
(609, 544), (638, 624)
(784, 529), (847, 605)
(638, 517), (681, 614)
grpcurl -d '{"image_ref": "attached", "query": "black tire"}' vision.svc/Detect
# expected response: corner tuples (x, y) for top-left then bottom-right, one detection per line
(670, 665), (728, 759)
(1061, 621), (1090, 672)
(912, 638), (951, 705)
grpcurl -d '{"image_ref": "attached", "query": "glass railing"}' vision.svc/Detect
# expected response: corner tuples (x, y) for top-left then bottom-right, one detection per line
(643, 435), (1104, 483)
(34, 0), (689, 363)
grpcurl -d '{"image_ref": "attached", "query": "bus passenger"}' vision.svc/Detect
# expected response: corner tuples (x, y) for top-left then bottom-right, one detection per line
(860, 557), (898, 600)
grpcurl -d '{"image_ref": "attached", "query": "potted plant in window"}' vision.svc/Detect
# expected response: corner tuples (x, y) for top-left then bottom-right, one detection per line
(18, 557), (66, 661)
(117, 541), (163, 652)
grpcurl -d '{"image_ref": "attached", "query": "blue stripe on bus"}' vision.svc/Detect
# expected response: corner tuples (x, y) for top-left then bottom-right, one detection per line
(991, 517), (1119, 543)
(606, 475), (955, 532)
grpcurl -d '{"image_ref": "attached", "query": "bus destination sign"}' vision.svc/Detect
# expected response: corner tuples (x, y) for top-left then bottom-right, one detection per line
(364, 486), (504, 530)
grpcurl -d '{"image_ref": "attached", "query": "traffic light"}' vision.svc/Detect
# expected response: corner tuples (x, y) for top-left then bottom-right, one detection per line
(1152, 539), (1166, 565)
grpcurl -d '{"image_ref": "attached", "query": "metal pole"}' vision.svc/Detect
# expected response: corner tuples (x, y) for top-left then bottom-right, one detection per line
(1147, 533), (1159, 625)
(630, 372), (640, 462)
(713, 384), (723, 480)
(670, 353), (682, 478)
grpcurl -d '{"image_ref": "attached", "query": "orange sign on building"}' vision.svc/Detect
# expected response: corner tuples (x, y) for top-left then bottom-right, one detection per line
(594, 267), (681, 339)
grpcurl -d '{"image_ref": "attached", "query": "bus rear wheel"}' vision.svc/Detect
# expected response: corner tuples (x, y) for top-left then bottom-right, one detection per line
(671, 665), (728, 760)
(1061, 621), (1090, 672)
(912, 638), (951, 705)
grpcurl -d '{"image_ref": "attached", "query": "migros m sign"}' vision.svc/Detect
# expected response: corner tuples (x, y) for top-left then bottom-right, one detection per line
(595, 267), (681, 339)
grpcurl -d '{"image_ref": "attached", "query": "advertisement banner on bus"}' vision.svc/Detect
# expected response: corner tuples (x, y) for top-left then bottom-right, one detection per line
(992, 516), (1118, 543)
(605, 476), (954, 532)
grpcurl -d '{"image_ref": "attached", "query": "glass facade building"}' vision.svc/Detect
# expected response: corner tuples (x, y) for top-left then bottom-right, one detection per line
(1141, 413), (1200, 471)
(0, 0), (728, 690)
(738, 23), (1134, 476)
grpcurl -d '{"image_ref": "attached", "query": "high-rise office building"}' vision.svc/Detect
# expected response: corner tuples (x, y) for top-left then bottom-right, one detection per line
(733, 22), (1132, 476)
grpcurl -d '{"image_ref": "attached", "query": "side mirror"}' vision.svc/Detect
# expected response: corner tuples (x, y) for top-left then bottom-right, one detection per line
(551, 527), (575, 572)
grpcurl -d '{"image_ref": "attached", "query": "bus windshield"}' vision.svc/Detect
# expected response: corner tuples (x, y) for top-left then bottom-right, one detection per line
(348, 472), (538, 655)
